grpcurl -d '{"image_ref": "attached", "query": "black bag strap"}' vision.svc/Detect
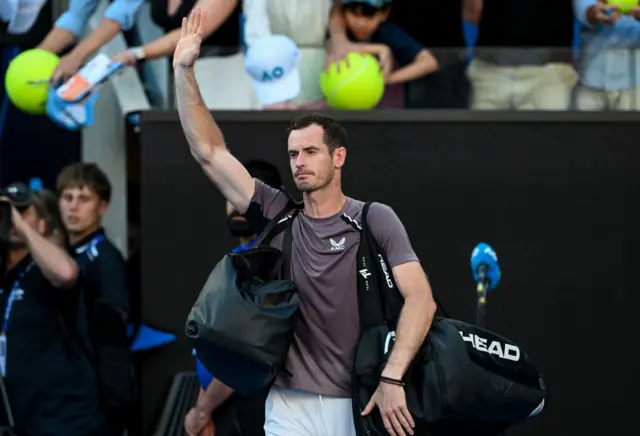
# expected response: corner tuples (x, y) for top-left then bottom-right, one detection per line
(343, 202), (449, 328)
(343, 203), (388, 330)
(281, 212), (296, 279)
(254, 199), (303, 248)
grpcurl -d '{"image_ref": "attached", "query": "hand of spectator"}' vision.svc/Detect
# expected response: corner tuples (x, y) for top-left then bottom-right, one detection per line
(626, 6), (640, 20)
(184, 406), (214, 436)
(49, 53), (84, 87)
(378, 45), (394, 83)
(113, 51), (137, 67)
(325, 37), (366, 72)
(586, 0), (621, 26)
(173, 7), (207, 69)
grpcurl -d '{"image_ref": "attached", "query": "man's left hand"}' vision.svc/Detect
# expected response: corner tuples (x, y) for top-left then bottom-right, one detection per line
(361, 381), (415, 436)
(50, 53), (84, 86)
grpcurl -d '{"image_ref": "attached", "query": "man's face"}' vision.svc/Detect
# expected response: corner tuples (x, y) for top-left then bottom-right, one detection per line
(8, 205), (45, 246)
(288, 124), (346, 193)
(58, 186), (107, 236)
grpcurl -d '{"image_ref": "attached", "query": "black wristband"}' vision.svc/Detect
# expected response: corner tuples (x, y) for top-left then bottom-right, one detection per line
(380, 376), (405, 386)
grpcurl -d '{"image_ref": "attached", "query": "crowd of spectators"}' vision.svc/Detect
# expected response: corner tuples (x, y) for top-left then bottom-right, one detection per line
(5, 0), (640, 111)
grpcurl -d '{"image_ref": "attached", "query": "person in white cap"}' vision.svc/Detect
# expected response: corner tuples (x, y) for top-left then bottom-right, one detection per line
(244, 34), (302, 109)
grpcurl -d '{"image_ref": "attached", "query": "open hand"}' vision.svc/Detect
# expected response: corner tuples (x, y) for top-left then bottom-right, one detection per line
(173, 7), (207, 69)
(325, 37), (365, 72)
(362, 381), (415, 436)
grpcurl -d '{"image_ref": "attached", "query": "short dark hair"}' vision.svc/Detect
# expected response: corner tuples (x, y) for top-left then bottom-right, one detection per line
(244, 160), (282, 189)
(287, 113), (348, 153)
(57, 162), (112, 203)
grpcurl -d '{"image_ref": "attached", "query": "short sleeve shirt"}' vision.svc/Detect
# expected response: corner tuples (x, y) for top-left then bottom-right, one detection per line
(249, 179), (418, 397)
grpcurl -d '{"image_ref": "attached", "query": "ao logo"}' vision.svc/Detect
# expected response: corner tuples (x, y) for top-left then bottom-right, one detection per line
(262, 66), (284, 81)
(459, 331), (521, 362)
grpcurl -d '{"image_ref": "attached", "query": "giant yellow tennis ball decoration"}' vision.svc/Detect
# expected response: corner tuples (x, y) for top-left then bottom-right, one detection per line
(320, 52), (384, 110)
(5, 49), (60, 115)
(608, 0), (638, 12)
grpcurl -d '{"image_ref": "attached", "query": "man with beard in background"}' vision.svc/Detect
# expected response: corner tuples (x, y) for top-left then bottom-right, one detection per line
(187, 159), (282, 436)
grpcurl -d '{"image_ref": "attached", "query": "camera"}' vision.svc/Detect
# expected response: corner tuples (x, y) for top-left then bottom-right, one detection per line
(0, 182), (35, 245)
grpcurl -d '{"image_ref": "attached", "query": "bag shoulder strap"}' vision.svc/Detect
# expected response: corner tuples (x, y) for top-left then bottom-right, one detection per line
(254, 198), (303, 248)
(344, 202), (449, 327)
(342, 202), (387, 329)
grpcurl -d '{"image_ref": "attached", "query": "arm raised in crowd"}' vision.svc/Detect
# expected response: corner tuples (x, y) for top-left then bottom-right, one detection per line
(326, 0), (365, 69)
(7, 205), (78, 289)
(40, 0), (145, 83)
(173, 8), (255, 214)
(115, 0), (237, 64)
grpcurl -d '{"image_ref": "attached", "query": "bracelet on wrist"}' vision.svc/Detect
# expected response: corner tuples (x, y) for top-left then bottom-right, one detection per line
(380, 375), (405, 386)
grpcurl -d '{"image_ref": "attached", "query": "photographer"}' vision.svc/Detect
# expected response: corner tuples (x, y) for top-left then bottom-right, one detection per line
(0, 182), (110, 436)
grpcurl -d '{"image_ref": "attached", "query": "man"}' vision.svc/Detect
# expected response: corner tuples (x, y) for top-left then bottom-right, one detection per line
(573, 0), (640, 110)
(56, 163), (133, 433)
(175, 9), (436, 436)
(186, 160), (282, 436)
(57, 162), (131, 317)
(0, 182), (110, 436)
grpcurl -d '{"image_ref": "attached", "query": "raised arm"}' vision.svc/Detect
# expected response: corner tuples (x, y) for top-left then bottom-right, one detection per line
(173, 8), (255, 213)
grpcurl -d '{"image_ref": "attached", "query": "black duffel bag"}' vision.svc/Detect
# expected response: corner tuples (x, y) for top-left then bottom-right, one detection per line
(346, 203), (547, 436)
(186, 204), (301, 395)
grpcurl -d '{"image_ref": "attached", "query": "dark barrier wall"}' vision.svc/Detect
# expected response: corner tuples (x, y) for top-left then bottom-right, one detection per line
(140, 111), (640, 436)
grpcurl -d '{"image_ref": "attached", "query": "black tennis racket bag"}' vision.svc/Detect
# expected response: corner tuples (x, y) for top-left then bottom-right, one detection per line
(346, 203), (546, 436)
(186, 204), (301, 395)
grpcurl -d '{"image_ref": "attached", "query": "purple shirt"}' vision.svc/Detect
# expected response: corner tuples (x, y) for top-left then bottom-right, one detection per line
(250, 179), (418, 397)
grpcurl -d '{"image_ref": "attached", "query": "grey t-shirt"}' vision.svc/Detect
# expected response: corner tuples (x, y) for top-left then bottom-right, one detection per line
(250, 179), (419, 397)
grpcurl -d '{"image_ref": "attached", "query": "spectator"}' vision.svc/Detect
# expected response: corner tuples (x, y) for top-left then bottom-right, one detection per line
(337, 0), (438, 108)
(57, 163), (134, 433)
(0, 182), (110, 436)
(243, 0), (333, 108)
(573, 1), (640, 110)
(114, 0), (239, 65)
(114, 0), (248, 109)
(37, 0), (146, 84)
(244, 35), (302, 109)
(186, 160), (283, 436)
(465, 0), (577, 110)
(327, 0), (468, 109)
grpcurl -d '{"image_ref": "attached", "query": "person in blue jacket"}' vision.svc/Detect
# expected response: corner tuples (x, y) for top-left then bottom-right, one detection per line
(188, 159), (282, 436)
(37, 0), (146, 84)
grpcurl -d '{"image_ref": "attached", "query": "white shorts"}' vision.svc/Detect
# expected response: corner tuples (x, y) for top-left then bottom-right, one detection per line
(264, 385), (357, 436)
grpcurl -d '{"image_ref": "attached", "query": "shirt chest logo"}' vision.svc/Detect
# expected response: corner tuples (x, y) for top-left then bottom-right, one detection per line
(330, 237), (346, 252)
